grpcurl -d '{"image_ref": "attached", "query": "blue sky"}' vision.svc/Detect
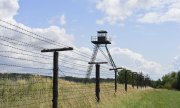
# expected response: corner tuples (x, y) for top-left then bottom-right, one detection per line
(14, 0), (180, 64)
(1, 0), (180, 79)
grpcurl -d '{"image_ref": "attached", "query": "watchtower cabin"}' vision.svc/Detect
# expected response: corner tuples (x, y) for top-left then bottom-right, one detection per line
(91, 30), (111, 45)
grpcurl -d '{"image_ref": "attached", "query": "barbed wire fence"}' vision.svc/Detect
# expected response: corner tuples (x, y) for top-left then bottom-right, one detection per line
(0, 19), (151, 108)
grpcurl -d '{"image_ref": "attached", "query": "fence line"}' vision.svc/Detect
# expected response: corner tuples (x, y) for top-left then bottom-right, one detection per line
(0, 20), (151, 108)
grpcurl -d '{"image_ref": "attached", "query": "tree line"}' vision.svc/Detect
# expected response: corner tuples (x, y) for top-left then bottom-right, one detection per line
(117, 69), (151, 88)
(117, 69), (180, 91)
(152, 71), (180, 90)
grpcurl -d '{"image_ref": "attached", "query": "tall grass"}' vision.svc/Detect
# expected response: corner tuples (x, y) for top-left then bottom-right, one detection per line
(1, 75), (179, 108)
(0, 75), (135, 108)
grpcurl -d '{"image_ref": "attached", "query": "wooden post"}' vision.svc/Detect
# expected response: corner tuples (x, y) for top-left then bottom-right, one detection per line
(115, 70), (117, 93)
(132, 72), (137, 89)
(137, 74), (139, 89)
(109, 67), (123, 93)
(53, 51), (58, 108)
(89, 62), (107, 103)
(125, 70), (127, 92)
(96, 64), (100, 102)
(142, 75), (144, 88)
(41, 47), (73, 108)
(132, 72), (134, 88)
(145, 77), (147, 88)
(140, 73), (143, 88)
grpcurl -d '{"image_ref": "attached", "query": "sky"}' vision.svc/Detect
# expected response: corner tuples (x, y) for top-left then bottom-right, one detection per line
(1, 0), (180, 80)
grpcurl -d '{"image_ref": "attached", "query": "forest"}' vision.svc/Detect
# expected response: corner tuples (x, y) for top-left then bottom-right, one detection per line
(117, 69), (180, 90)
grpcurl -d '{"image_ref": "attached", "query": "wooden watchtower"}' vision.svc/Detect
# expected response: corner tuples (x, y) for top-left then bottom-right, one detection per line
(86, 30), (116, 80)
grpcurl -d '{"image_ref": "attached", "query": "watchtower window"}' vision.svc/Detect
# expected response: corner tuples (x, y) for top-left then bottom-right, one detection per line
(98, 33), (107, 37)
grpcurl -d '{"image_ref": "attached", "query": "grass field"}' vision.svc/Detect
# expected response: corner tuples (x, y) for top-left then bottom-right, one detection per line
(103, 89), (180, 108)
(0, 75), (180, 108)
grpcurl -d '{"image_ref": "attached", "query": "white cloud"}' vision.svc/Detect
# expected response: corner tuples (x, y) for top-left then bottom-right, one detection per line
(171, 55), (180, 71)
(110, 47), (163, 79)
(0, 0), (73, 74)
(0, 0), (19, 20)
(48, 14), (66, 26)
(95, 0), (180, 24)
(96, 19), (104, 25)
(138, 8), (180, 23)
(60, 14), (66, 25)
(138, 12), (161, 23)
(0, 21), (74, 71)
(96, 0), (133, 24)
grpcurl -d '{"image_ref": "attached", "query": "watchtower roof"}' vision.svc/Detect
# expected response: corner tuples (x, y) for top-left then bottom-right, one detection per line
(97, 30), (107, 34)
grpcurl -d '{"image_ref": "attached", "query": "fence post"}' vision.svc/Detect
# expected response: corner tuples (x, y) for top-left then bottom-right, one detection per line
(41, 47), (73, 108)
(145, 77), (147, 88)
(96, 64), (100, 102)
(53, 51), (58, 108)
(137, 74), (139, 89)
(115, 70), (117, 93)
(142, 75), (144, 88)
(88, 62), (107, 103)
(132, 72), (134, 88)
(109, 67), (123, 93)
(140, 73), (143, 88)
(132, 72), (137, 89)
(125, 70), (127, 92)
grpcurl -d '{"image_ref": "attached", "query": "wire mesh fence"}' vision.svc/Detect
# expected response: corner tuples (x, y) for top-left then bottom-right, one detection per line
(0, 73), (53, 108)
(0, 72), (119, 108)
(0, 19), (114, 108)
(0, 19), (150, 108)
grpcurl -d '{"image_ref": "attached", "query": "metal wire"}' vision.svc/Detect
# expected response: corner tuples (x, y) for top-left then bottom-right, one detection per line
(0, 19), (152, 108)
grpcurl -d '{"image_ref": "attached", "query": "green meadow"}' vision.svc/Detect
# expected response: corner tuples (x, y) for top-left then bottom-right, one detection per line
(0, 76), (180, 108)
